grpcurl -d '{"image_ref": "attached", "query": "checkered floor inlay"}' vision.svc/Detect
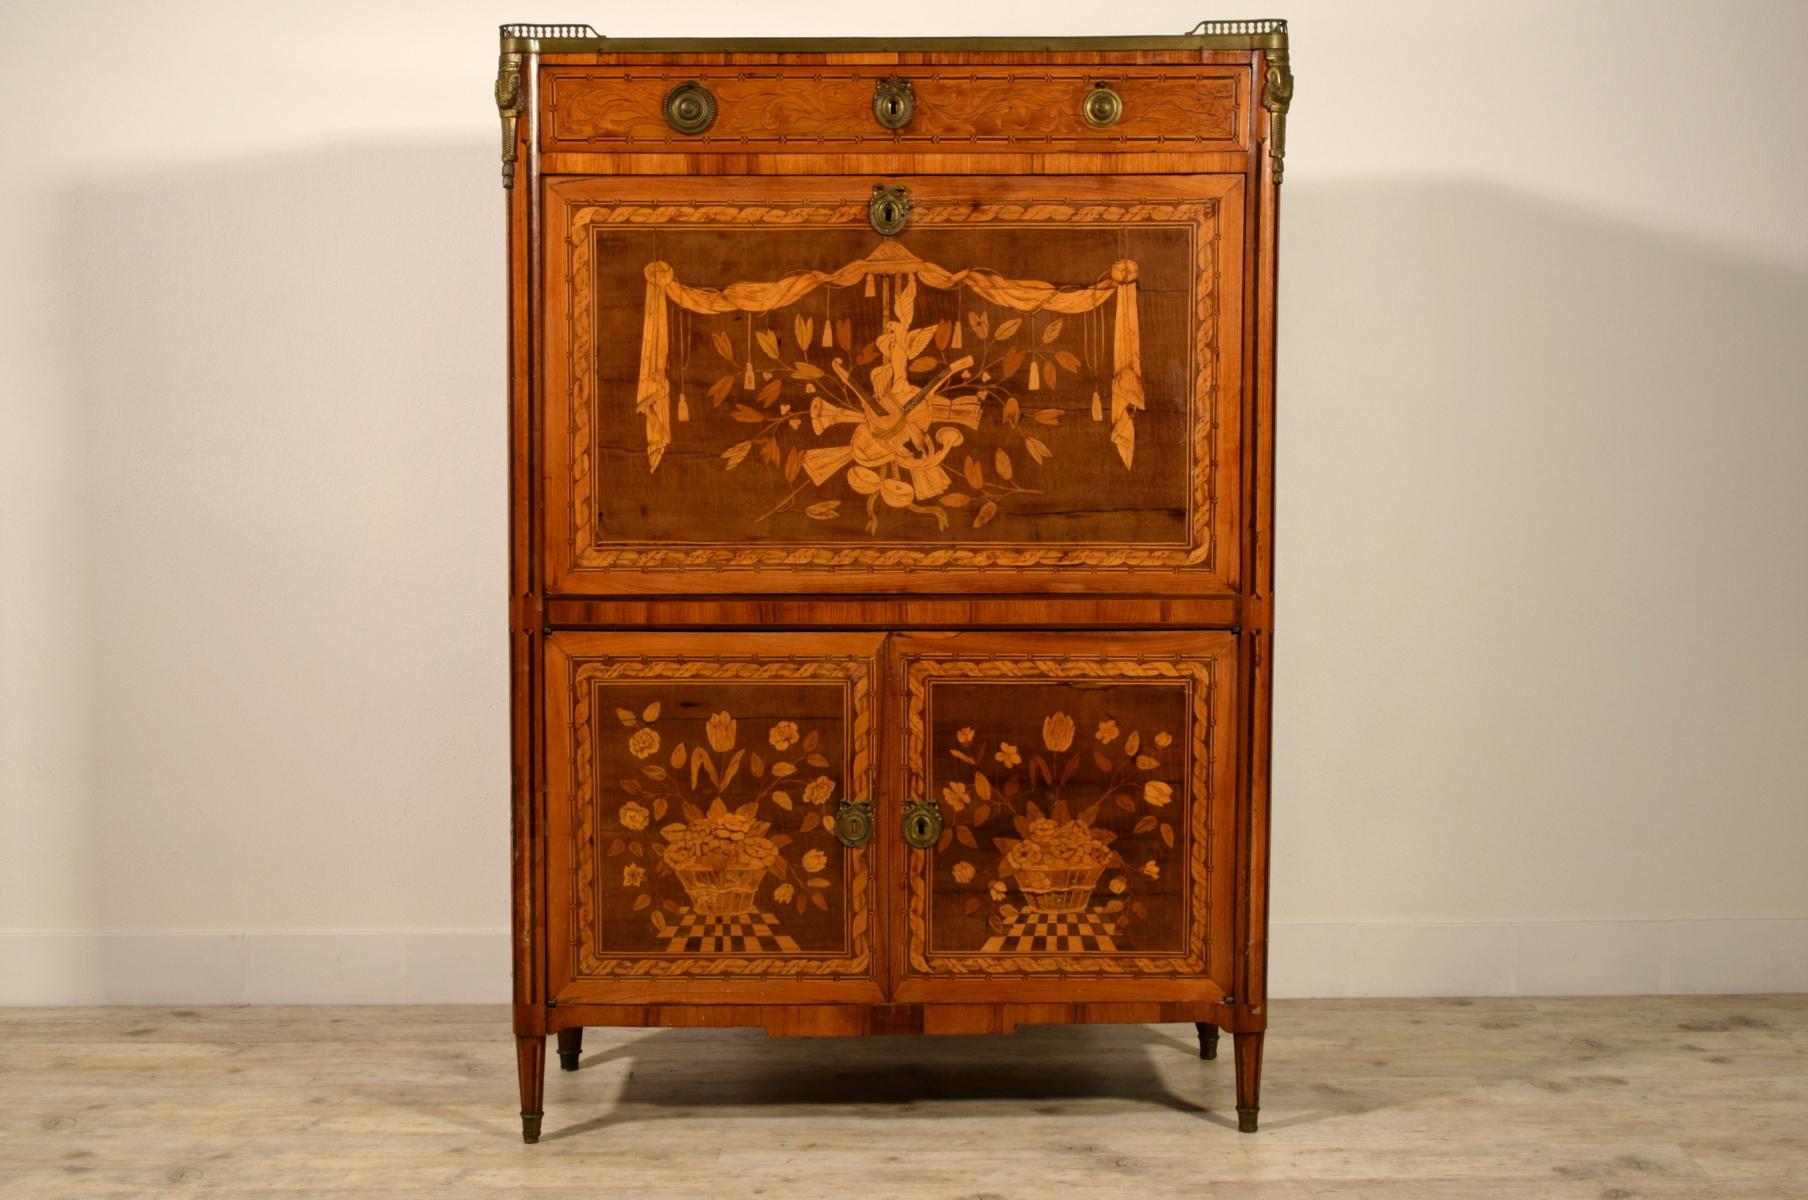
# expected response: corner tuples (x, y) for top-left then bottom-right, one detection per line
(981, 909), (1120, 953)
(663, 910), (801, 954)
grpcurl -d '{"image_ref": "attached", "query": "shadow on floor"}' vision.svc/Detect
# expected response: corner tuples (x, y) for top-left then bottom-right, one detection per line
(541, 1022), (1234, 1140)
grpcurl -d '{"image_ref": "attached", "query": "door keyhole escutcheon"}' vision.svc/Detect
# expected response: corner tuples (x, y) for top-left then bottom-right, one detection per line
(869, 183), (911, 236)
(901, 797), (942, 850)
(835, 800), (875, 849)
(873, 77), (915, 129)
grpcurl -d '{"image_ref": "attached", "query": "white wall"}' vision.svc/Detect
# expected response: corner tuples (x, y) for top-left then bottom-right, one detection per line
(3, 0), (1805, 1004)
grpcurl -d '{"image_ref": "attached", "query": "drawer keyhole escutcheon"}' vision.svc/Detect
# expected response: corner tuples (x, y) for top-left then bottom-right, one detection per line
(869, 183), (911, 236)
(663, 81), (717, 134)
(872, 77), (916, 129)
(834, 800), (875, 849)
(1082, 82), (1124, 128)
(901, 797), (942, 850)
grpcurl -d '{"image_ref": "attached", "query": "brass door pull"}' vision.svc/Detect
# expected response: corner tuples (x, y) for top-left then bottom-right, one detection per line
(663, 81), (717, 134)
(1081, 82), (1124, 128)
(873, 77), (915, 129)
(901, 798), (942, 849)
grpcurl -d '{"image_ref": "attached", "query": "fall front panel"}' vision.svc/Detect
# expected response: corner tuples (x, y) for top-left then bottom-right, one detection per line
(891, 630), (1238, 1001)
(543, 174), (1244, 594)
(544, 632), (885, 1005)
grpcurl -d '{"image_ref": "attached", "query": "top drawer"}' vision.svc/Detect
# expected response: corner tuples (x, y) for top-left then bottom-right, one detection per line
(541, 65), (1251, 154)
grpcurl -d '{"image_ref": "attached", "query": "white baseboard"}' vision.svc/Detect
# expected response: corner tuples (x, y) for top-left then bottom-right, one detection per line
(1268, 918), (1808, 998)
(0, 930), (512, 1006)
(2, 919), (1804, 1006)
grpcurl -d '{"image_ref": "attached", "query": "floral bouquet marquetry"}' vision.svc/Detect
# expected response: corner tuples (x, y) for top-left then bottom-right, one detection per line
(936, 704), (1182, 944)
(606, 702), (842, 937)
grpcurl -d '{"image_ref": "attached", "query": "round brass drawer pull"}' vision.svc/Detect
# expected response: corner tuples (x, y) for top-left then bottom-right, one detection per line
(873, 77), (915, 129)
(1082, 82), (1124, 128)
(663, 81), (717, 135)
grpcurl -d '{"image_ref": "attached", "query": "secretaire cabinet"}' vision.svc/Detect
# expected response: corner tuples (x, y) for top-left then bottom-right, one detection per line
(498, 20), (1291, 1143)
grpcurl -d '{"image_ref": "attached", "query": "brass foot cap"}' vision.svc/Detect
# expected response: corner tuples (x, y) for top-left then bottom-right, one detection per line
(1200, 1041), (1218, 1060)
(521, 1112), (543, 1144)
(1237, 1107), (1259, 1133)
(558, 1052), (581, 1072)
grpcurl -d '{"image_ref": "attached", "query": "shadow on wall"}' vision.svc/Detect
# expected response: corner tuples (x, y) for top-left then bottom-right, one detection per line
(63, 140), (511, 985)
(52, 157), (1808, 1000)
(1272, 177), (1808, 950)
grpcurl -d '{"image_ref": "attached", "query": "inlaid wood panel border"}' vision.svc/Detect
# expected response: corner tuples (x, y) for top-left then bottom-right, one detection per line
(543, 173), (1244, 595)
(566, 198), (1213, 569)
(542, 594), (1242, 629)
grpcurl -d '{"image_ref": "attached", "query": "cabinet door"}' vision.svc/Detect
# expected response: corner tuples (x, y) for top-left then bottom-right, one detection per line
(544, 632), (885, 1005)
(889, 631), (1238, 1002)
(543, 173), (1243, 596)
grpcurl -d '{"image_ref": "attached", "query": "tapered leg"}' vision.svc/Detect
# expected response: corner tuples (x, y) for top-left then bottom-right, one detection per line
(1233, 1031), (1263, 1133)
(516, 1034), (546, 1144)
(1194, 1021), (1220, 1060)
(557, 1026), (584, 1072)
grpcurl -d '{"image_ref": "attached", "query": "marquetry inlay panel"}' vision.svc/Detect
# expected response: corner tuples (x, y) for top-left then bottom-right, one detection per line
(895, 632), (1237, 981)
(544, 173), (1244, 594)
(554, 636), (878, 983)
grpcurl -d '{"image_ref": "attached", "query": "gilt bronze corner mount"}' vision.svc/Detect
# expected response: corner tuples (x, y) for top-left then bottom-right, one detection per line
(494, 51), (525, 188)
(1261, 44), (1293, 184)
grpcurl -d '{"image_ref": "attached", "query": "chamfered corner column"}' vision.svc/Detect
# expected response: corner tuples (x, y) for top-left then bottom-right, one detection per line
(1194, 1021), (1220, 1060)
(1233, 1031), (1263, 1133)
(516, 1034), (546, 1143)
(557, 1026), (584, 1072)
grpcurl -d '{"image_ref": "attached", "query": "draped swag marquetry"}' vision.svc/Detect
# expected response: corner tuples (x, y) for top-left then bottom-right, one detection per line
(634, 241), (1145, 473)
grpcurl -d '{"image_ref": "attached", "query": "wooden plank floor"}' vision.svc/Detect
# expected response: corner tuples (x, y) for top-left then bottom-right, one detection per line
(2, 996), (1805, 1198)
